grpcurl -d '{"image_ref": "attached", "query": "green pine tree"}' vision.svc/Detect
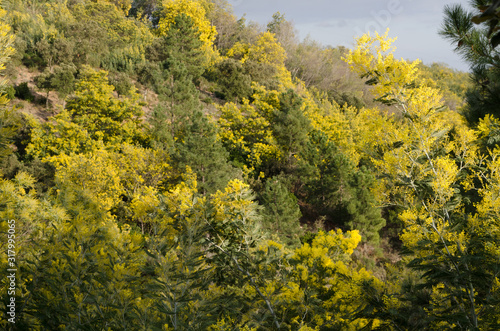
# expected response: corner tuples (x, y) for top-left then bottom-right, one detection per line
(260, 176), (303, 247)
(440, 1), (500, 125)
(150, 62), (201, 150)
(345, 168), (385, 244)
(173, 109), (239, 195)
(212, 58), (252, 102)
(299, 130), (384, 243)
(148, 13), (205, 84)
(271, 89), (311, 172)
(299, 129), (351, 222)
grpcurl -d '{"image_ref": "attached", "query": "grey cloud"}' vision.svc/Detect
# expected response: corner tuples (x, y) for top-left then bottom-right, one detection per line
(317, 19), (349, 28)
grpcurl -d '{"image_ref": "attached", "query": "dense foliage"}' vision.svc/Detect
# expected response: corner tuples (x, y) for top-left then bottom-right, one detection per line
(1, 0), (498, 330)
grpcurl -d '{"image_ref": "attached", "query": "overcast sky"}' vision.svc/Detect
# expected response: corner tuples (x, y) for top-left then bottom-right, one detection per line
(228, 0), (472, 71)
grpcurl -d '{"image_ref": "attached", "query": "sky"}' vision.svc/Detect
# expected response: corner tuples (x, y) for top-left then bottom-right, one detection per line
(228, 0), (472, 71)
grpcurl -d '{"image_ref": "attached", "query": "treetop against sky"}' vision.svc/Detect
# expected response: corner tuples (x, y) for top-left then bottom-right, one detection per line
(231, 0), (472, 70)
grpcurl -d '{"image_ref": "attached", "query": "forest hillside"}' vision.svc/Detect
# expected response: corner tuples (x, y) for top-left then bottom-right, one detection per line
(1, 0), (499, 329)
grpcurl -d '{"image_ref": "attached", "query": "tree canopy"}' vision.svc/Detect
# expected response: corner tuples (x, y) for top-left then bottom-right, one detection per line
(2, 1), (499, 329)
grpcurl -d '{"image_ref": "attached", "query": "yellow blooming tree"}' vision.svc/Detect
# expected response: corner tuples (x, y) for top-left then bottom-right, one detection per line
(156, 0), (218, 65)
(217, 99), (281, 177)
(27, 66), (146, 159)
(50, 144), (172, 231)
(279, 229), (380, 330)
(208, 229), (381, 330)
(0, 7), (16, 161)
(0, 8), (14, 102)
(103, 0), (133, 14)
(345, 30), (499, 328)
(227, 31), (294, 90)
(0, 171), (146, 330)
